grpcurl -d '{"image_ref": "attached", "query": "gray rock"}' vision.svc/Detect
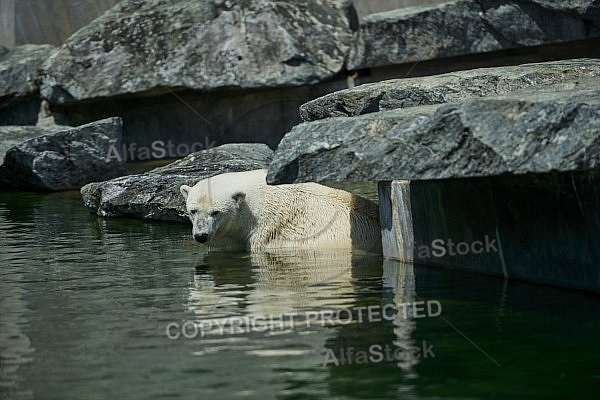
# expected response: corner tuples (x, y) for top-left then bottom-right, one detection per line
(40, 0), (352, 104)
(0, 44), (56, 101)
(347, 0), (600, 70)
(300, 59), (600, 121)
(267, 77), (600, 184)
(0, 117), (126, 190)
(0, 124), (64, 164)
(81, 143), (273, 222)
(0, 44), (56, 125)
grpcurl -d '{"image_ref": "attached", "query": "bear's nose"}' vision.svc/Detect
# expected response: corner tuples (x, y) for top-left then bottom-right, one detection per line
(194, 233), (209, 243)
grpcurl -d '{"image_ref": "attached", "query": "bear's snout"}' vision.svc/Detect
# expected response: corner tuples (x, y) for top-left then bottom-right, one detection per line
(194, 233), (209, 243)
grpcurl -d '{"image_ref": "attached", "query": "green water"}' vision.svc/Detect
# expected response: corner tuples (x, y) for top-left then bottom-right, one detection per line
(1, 190), (599, 399)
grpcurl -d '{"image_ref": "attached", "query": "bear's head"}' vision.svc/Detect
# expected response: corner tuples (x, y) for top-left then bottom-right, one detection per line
(180, 179), (246, 245)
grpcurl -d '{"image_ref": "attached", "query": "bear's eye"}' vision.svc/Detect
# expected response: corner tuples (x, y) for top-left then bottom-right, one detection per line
(210, 210), (220, 217)
(190, 209), (197, 215)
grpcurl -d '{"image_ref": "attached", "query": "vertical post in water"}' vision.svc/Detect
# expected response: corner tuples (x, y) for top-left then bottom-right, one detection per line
(378, 180), (414, 262)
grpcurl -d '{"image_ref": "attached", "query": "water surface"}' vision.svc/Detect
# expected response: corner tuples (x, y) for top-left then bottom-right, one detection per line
(1, 190), (599, 399)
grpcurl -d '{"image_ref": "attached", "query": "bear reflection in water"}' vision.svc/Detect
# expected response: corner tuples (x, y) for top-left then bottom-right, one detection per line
(185, 250), (420, 380)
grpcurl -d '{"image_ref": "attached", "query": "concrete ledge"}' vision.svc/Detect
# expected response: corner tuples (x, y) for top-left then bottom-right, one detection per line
(379, 170), (600, 292)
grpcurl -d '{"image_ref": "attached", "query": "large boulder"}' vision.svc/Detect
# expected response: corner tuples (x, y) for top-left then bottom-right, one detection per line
(0, 125), (64, 164)
(81, 143), (273, 222)
(0, 44), (56, 125)
(300, 58), (600, 121)
(267, 76), (600, 184)
(347, 0), (600, 70)
(40, 0), (353, 104)
(0, 117), (126, 191)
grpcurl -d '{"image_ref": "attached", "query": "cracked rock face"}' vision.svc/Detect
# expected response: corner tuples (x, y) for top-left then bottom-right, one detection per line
(0, 44), (56, 103)
(300, 59), (600, 121)
(0, 117), (126, 191)
(267, 74), (600, 184)
(0, 45), (57, 124)
(81, 143), (273, 222)
(347, 0), (600, 70)
(40, 0), (353, 104)
(0, 125), (65, 165)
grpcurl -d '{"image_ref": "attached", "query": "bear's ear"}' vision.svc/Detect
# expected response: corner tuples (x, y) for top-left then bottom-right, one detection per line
(232, 191), (246, 207)
(180, 185), (192, 200)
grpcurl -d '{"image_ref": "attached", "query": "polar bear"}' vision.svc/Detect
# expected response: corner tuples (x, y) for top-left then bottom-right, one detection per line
(179, 169), (381, 252)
